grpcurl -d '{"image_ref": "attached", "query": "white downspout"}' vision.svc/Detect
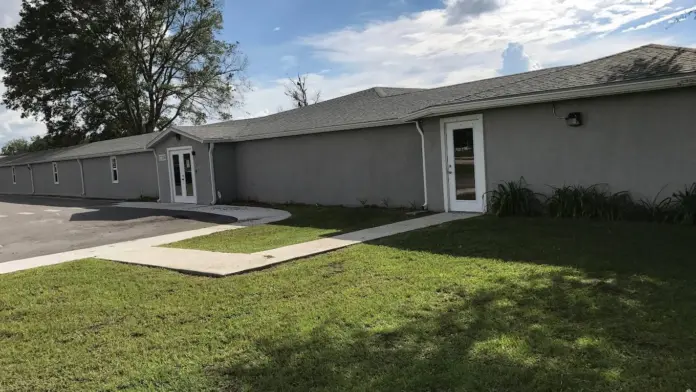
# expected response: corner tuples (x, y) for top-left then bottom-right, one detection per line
(28, 164), (35, 195)
(77, 159), (85, 196)
(413, 121), (428, 210)
(152, 150), (161, 203)
(208, 142), (217, 205)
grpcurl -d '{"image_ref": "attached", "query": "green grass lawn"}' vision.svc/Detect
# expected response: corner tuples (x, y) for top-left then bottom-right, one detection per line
(166, 204), (424, 253)
(2, 217), (696, 391)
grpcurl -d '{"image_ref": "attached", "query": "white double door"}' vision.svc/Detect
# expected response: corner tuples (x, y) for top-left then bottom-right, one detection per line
(443, 116), (486, 212)
(168, 147), (197, 204)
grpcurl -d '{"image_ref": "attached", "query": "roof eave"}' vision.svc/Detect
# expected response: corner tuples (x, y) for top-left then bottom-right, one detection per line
(204, 118), (405, 143)
(0, 148), (153, 168)
(401, 74), (696, 121)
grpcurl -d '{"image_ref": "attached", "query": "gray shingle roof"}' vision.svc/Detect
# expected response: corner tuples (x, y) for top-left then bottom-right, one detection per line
(0, 133), (157, 167)
(443, 44), (696, 106)
(172, 44), (696, 143)
(4, 44), (695, 161)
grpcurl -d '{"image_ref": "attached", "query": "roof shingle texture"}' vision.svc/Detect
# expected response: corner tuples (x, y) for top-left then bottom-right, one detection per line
(3, 44), (695, 164)
(177, 44), (696, 142)
(0, 133), (157, 166)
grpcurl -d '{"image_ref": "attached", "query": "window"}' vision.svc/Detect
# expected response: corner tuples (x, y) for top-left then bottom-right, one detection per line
(110, 156), (119, 183)
(11, 166), (16, 184)
(52, 162), (59, 184)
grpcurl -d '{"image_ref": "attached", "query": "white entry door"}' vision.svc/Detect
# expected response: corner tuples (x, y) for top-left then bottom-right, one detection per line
(443, 116), (486, 212)
(168, 147), (197, 204)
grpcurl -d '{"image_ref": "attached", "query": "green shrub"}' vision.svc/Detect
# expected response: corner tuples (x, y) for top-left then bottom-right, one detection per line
(672, 183), (696, 225)
(486, 178), (543, 217)
(634, 186), (674, 222)
(547, 184), (633, 221)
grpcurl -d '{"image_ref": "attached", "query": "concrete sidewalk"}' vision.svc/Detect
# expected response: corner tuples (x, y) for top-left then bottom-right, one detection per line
(100, 212), (478, 277)
(0, 205), (290, 274)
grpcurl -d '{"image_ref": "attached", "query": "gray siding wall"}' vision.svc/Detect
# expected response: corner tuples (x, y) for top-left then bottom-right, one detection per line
(421, 87), (696, 210)
(213, 143), (237, 203)
(83, 152), (158, 200)
(0, 165), (33, 195)
(153, 133), (213, 204)
(234, 124), (424, 207)
(32, 160), (82, 197)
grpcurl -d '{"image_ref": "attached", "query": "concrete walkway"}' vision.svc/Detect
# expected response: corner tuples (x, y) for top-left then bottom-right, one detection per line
(113, 202), (290, 222)
(0, 205), (290, 275)
(99, 212), (478, 277)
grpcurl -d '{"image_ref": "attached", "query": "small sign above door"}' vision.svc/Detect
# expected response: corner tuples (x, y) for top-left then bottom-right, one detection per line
(158, 154), (166, 162)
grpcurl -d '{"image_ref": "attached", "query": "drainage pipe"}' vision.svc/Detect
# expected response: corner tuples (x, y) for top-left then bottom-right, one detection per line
(28, 164), (35, 195)
(152, 150), (162, 203)
(413, 120), (428, 210)
(208, 142), (217, 205)
(77, 159), (85, 196)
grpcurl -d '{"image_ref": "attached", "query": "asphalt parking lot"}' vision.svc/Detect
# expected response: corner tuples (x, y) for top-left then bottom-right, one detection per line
(0, 195), (237, 263)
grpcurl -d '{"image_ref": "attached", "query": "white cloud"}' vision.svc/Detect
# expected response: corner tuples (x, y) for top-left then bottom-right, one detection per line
(0, 0), (47, 147)
(274, 27), (281, 32)
(498, 42), (540, 75)
(236, 0), (684, 119)
(624, 5), (696, 31)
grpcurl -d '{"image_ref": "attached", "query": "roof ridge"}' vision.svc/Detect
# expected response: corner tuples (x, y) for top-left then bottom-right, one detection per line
(644, 43), (696, 53)
(441, 44), (686, 106)
(443, 66), (572, 105)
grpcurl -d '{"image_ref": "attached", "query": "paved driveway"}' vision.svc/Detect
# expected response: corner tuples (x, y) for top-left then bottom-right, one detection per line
(0, 195), (237, 263)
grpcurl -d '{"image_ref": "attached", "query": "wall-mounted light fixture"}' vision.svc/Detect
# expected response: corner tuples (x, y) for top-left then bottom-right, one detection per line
(552, 103), (583, 127)
(565, 112), (583, 127)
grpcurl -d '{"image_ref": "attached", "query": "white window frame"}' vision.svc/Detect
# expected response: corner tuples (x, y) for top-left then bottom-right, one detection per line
(11, 166), (16, 185)
(52, 162), (59, 185)
(110, 156), (119, 184)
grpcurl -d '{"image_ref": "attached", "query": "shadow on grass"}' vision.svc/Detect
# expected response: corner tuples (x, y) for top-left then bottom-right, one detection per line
(209, 216), (696, 391)
(210, 269), (691, 391)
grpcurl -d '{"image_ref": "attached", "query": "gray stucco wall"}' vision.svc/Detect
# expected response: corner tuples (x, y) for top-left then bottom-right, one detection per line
(32, 160), (82, 197)
(213, 143), (237, 203)
(234, 123), (424, 207)
(153, 133), (213, 204)
(82, 153), (158, 200)
(421, 87), (696, 210)
(0, 165), (33, 195)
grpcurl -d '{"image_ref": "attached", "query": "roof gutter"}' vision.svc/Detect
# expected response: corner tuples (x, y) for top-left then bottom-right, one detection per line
(401, 74), (696, 121)
(412, 121), (428, 210)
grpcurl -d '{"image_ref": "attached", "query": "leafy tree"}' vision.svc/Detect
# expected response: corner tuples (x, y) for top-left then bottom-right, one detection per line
(1, 138), (30, 155)
(285, 74), (321, 108)
(0, 0), (247, 147)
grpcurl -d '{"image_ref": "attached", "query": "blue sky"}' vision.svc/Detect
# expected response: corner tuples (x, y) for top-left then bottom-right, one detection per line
(0, 0), (695, 143)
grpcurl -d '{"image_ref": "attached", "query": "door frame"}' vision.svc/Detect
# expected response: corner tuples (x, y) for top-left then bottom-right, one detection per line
(166, 146), (198, 204)
(439, 114), (487, 212)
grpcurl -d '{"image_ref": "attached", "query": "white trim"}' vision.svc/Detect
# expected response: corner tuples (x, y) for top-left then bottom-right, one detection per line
(413, 122), (428, 210)
(146, 127), (205, 148)
(152, 150), (161, 202)
(77, 159), (85, 196)
(110, 156), (119, 184)
(11, 166), (16, 185)
(52, 162), (59, 185)
(166, 146), (197, 204)
(404, 74), (696, 121)
(208, 143), (217, 205)
(440, 114), (487, 213)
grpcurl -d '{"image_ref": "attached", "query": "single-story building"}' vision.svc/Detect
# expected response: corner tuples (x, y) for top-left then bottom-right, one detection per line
(2, 44), (696, 212)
